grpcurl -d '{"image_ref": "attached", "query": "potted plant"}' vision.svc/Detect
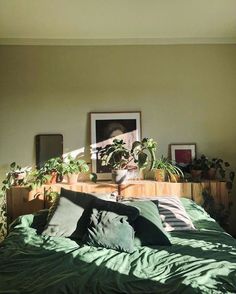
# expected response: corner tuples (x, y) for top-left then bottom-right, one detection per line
(99, 138), (158, 184)
(62, 155), (89, 184)
(153, 156), (184, 182)
(99, 139), (132, 184)
(189, 155), (208, 181)
(34, 157), (63, 185)
(0, 162), (31, 197)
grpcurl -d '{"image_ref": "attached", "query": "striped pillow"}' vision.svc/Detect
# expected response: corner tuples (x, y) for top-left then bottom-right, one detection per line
(155, 196), (195, 231)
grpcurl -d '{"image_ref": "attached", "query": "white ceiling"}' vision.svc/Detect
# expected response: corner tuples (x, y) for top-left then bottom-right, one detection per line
(1, 0), (236, 45)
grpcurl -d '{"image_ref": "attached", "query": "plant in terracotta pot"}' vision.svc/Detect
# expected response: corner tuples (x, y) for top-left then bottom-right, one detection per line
(34, 157), (63, 185)
(62, 155), (89, 184)
(153, 156), (184, 182)
(99, 139), (132, 184)
(189, 155), (208, 181)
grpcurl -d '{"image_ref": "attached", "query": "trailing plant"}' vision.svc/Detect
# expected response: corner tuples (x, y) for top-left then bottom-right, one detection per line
(153, 156), (184, 181)
(0, 162), (31, 240)
(33, 157), (63, 185)
(0, 162), (30, 196)
(202, 189), (232, 230)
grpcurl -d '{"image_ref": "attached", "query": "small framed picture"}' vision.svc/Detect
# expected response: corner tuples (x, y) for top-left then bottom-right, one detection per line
(170, 143), (196, 166)
(90, 112), (141, 180)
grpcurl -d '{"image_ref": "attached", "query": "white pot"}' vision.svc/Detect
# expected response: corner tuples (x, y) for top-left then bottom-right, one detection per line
(111, 169), (128, 184)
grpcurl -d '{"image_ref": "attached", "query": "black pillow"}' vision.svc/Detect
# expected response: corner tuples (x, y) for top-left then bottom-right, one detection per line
(126, 200), (171, 246)
(83, 208), (135, 253)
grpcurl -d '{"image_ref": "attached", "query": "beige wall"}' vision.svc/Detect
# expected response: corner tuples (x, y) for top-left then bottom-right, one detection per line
(0, 44), (236, 231)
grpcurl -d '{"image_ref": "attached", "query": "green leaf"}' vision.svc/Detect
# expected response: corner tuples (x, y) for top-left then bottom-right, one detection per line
(90, 173), (97, 183)
(138, 152), (148, 169)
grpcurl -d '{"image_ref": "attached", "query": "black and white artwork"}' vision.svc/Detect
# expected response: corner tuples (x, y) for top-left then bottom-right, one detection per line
(90, 112), (141, 180)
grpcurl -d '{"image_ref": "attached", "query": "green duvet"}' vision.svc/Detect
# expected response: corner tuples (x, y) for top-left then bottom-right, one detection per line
(0, 199), (236, 294)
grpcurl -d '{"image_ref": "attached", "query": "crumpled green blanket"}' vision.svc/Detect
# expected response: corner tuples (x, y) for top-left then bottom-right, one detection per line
(0, 198), (235, 294)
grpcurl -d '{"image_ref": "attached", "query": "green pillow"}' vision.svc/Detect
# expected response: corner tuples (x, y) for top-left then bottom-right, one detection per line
(83, 208), (135, 253)
(126, 200), (171, 246)
(93, 197), (139, 222)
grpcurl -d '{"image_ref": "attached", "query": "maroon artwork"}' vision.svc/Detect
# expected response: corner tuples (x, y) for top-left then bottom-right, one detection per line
(175, 149), (192, 164)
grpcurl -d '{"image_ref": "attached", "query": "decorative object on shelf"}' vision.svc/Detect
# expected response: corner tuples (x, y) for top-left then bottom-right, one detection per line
(36, 134), (63, 169)
(153, 156), (184, 182)
(90, 111), (141, 180)
(0, 162), (31, 240)
(62, 155), (89, 184)
(170, 143), (196, 167)
(0, 162), (30, 193)
(189, 154), (207, 181)
(188, 154), (235, 185)
(99, 139), (132, 184)
(99, 138), (157, 184)
(34, 157), (63, 185)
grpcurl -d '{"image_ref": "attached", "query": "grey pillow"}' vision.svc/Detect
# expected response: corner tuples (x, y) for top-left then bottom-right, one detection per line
(84, 208), (135, 253)
(42, 188), (95, 238)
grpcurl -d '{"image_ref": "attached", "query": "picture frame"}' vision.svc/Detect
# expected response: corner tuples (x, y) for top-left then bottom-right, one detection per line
(169, 143), (196, 166)
(90, 112), (141, 180)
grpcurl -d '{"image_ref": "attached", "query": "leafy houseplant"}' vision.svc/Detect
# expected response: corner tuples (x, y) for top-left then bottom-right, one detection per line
(189, 155), (208, 181)
(62, 155), (89, 184)
(99, 137), (158, 184)
(131, 138), (157, 170)
(1, 162), (29, 194)
(0, 162), (31, 239)
(99, 139), (132, 184)
(153, 156), (184, 182)
(34, 157), (63, 185)
(189, 154), (235, 186)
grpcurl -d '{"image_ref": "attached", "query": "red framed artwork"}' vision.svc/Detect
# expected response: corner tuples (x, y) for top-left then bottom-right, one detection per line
(170, 144), (196, 166)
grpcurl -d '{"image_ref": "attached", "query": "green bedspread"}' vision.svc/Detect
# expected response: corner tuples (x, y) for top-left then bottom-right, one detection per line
(0, 199), (236, 294)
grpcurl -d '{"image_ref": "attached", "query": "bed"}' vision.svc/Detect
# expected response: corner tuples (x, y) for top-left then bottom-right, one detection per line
(0, 192), (236, 294)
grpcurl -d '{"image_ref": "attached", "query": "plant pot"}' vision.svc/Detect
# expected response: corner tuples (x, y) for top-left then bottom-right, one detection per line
(46, 171), (58, 184)
(154, 169), (166, 182)
(169, 174), (180, 183)
(66, 173), (78, 185)
(207, 168), (216, 180)
(191, 170), (202, 181)
(112, 169), (127, 184)
(13, 171), (26, 185)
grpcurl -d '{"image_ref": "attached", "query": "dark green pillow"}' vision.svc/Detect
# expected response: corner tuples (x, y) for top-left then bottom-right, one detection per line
(126, 200), (171, 246)
(83, 208), (135, 253)
(93, 197), (140, 222)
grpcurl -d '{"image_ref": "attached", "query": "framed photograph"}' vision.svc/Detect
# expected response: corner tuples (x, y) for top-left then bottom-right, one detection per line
(170, 143), (196, 166)
(90, 112), (141, 180)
